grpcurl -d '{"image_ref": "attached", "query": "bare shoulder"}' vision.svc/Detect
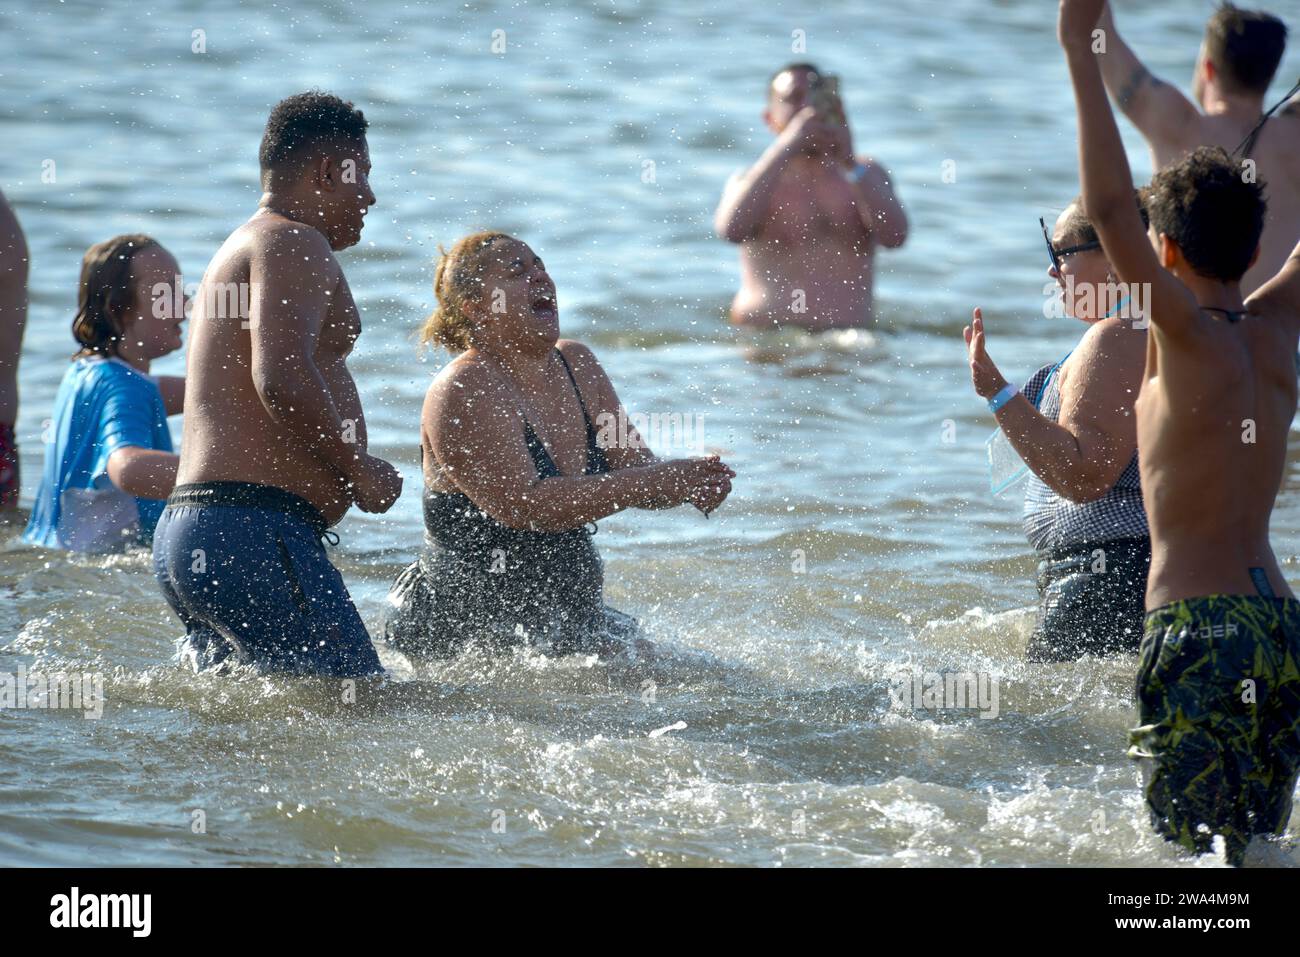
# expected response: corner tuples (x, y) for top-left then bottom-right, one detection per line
(1071, 318), (1147, 381)
(1268, 97), (1300, 141)
(424, 354), (526, 463)
(1277, 100), (1300, 160)
(557, 338), (600, 369)
(722, 167), (749, 190)
(1249, 297), (1300, 346)
(1085, 316), (1146, 349)
(557, 338), (608, 379)
(853, 154), (895, 179)
(1245, 306), (1300, 385)
(557, 338), (613, 393)
(246, 216), (338, 274)
(1092, 317), (1144, 343)
(0, 190), (25, 249)
(428, 353), (511, 416)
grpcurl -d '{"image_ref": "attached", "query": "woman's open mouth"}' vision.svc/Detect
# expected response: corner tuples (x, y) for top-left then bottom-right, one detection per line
(531, 289), (557, 321)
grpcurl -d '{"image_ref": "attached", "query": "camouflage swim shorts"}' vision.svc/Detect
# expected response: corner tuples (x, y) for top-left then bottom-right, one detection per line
(1129, 595), (1300, 865)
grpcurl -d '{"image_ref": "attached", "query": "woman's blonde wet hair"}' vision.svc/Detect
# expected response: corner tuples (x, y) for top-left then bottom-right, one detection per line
(420, 231), (514, 353)
(72, 233), (160, 359)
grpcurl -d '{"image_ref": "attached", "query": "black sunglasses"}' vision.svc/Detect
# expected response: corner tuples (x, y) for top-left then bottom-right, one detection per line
(1040, 217), (1101, 273)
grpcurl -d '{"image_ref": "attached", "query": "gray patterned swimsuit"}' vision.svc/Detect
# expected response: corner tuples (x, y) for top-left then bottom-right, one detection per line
(1019, 357), (1151, 661)
(1022, 361), (1148, 551)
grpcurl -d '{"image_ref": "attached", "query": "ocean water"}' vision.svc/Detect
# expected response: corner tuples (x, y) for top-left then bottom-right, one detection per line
(3, 0), (1300, 866)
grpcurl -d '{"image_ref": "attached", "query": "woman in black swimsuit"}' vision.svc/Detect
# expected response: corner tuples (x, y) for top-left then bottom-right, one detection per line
(385, 232), (735, 658)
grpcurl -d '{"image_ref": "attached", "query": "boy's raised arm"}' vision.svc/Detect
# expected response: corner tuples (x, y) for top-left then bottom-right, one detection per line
(1059, 0), (1200, 338)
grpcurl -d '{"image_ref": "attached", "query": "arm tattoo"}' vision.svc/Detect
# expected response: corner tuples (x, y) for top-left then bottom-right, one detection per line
(1117, 65), (1150, 111)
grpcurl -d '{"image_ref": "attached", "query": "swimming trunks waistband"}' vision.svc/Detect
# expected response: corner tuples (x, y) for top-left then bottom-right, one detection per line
(1249, 567), (1277, 599)
(166, 481), (330, 540)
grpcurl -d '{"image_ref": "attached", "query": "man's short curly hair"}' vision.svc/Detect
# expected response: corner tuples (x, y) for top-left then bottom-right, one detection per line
(259, 91), (368, 180)
(1146, 145), (1266, 282)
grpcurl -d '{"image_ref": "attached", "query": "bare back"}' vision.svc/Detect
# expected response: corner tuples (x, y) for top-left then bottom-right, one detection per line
(1136, 294), (1300, 607)
(177, 214), (366, 525)
(731, 159), (878, 330)
(1153, 108), (1300, 294)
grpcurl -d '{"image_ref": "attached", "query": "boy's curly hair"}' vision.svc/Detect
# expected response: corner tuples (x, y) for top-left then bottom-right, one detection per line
(1146, 145), (1266, 282)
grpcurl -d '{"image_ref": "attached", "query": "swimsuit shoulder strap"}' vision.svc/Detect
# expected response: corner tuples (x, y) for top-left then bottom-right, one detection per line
(554, 348), (608, 474)
(1233, 77), (1300, 159)
(1241, 116), (1267, 159)
(555, 349), (598, 442)
(1023, 349), (1073, 410)
(491, 358), (560, 478)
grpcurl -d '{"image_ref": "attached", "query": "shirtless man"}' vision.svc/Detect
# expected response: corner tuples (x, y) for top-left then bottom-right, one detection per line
(152, 91), (402, 677)
(1061, 0), (1300, 865)
(714, 63), (907, 330)
(0, 190), (29, 516)
(1096, 2), (1298, 293)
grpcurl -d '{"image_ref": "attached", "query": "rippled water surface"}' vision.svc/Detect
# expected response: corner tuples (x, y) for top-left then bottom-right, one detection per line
(4, 0), (1300, 866)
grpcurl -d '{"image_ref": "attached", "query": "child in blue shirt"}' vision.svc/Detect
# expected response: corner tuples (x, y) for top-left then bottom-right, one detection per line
(25, 234), (186, 552)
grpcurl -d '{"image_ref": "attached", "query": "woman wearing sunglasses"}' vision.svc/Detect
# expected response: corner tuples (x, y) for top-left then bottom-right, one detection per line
(963, 193), (1152, 662)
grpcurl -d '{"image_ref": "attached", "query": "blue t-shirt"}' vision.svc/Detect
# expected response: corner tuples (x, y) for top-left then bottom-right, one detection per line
(24, 356), (174, 553)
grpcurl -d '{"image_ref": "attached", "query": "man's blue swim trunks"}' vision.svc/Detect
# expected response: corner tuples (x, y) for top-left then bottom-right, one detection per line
(152, 481), (383, 678)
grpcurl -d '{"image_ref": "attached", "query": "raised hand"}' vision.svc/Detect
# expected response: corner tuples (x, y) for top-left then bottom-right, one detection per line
(1058, 0), (1107, 48)
(780, 106), (840, 157)
(963, 307), (1010, 400)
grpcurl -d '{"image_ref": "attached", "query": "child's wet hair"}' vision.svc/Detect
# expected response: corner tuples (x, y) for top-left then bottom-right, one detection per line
(71, 233), (160, 359)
